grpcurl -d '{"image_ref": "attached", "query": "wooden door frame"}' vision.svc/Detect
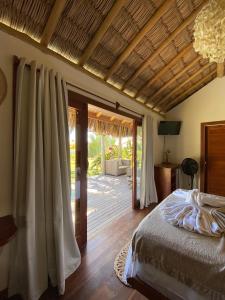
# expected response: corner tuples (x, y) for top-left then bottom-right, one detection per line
(68, 90), (142, 245)
(69, 94), (88, 249)
(200, 120), (225, 193)
(68, 90), (142, 125)
(132, 119), (138, 209)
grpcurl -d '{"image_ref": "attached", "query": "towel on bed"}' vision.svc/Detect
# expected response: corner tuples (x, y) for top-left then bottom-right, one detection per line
(161, 189), (225, 237)
(129, 194), (225, 299)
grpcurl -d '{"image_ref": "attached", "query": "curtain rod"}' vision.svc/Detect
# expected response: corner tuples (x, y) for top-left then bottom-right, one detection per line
(14, 56), (143, 119)
(67, 82), (144, 118)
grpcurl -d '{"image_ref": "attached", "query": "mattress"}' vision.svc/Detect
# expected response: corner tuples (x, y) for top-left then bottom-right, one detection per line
(125, 190), (225, 300)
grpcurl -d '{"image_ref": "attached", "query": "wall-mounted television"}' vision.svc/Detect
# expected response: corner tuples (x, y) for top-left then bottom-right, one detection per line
(158, 121), (181, 135)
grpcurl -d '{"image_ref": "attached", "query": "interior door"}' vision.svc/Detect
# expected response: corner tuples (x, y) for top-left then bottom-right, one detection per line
(201, 121), (225, 196)
(68, 94), (88, 249)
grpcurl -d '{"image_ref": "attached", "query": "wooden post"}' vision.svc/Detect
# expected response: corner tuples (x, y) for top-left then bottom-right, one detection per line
(101, 135), (105, 175)
(217, 63), (224, 78)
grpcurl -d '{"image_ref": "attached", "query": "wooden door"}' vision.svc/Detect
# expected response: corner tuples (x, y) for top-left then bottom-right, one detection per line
(201, 121), (225, 196)
(69, 95), (88, 249)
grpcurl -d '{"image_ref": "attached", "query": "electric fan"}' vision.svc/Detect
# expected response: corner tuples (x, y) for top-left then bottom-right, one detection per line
(181, 158), (198, 189)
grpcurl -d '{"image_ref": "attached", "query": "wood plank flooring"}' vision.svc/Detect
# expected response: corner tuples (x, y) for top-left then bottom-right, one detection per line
(41, 206), (156, 300)
(87, 175), (132, 239)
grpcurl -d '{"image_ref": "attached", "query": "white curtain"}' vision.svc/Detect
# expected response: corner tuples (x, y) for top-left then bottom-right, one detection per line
(140, 115), (158, 208)
(8, 59), (81, 300)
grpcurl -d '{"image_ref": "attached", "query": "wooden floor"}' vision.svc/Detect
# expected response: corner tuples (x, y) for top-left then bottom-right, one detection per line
(87, 175), (132, 239)
(41, 207), (156, 300)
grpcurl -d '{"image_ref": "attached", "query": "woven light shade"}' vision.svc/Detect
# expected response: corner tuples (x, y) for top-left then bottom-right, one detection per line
(193, 0), (225, 63)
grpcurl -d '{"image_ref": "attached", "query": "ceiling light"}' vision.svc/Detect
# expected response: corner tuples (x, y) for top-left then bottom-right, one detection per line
(193, 0), (225, 63)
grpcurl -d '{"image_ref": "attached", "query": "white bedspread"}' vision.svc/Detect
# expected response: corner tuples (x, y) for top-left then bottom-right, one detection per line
(127, 192), (225, 299)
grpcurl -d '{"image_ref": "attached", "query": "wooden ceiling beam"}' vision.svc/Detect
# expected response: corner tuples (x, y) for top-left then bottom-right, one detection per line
(122, 2), (208, 90)
(104, 0), (174, 81)
(152, 63), (213, 109)
(0, 22), (162, 117)
(163, 69), (216, 112)
(135, 43), (193, 98)
(40, 0), (67, 47)
(88, 111), (132, 127)
(79, 0), (126, 66)
(150, 55), (202, 106)
(217, 63), (224, 77)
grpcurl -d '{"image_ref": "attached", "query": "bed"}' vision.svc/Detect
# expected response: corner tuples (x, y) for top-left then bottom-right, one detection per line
(124, 190), (225, 300)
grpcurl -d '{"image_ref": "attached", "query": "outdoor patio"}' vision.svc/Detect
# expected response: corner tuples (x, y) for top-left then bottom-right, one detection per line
(87, 174), (132, 239)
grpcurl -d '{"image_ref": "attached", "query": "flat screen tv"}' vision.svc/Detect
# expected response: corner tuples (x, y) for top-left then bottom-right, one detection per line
(158, 121), (181, 135)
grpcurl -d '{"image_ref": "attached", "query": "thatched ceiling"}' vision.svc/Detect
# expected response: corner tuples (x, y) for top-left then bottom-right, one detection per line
(0, 0), (220, 113)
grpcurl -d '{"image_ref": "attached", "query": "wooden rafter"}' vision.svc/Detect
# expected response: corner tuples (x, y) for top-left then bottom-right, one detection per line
(96, 112), (102, 118)
(135, 44), (193, 98)
(0, 22), (163, 116)
(150, 55), (202, 106)
(40, 0), (67, 47)
(163, 69), (216, 112)
(88, 111), (132, 127)
(153, 63), (213, 109)
(79, 0), (126, 66)
(122, 2), (208, 90)
(217, 63), (224, 77)
(104, 0), (174, 81)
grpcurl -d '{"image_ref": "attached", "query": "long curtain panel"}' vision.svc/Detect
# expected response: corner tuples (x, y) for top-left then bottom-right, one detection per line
(140, 115), (158, 208)
(8, 59), (81, 300)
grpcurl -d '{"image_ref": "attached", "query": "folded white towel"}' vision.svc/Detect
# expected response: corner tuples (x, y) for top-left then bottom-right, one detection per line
(161, 189), (225, 237)
(197, 192), (225, 207)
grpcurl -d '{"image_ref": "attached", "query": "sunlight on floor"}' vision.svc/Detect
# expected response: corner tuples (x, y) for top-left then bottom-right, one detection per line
(87, 175), (132, 239)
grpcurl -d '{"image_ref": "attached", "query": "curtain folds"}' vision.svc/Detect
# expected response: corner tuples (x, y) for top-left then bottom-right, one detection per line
(8, 58), (81, 300)
(140, 115), (158, 209)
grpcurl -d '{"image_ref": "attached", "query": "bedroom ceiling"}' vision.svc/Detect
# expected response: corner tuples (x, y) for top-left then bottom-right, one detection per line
(0, 0), (220, 114)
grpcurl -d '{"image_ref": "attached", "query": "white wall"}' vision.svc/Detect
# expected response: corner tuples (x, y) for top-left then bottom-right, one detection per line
(0, 30), (164, 291)
(166, 77), (225, 187)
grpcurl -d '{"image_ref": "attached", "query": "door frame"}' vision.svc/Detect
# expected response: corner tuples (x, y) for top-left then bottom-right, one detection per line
(200, 120), (225, 193)
(69, 93), (88, 248)
(68, 90), (142, 245)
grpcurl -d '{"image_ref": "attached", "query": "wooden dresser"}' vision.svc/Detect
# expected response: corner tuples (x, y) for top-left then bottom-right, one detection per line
(154, 163), (178, 202)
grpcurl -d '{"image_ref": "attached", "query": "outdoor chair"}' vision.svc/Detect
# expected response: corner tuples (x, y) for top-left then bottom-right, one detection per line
(105, 159), (130, 176)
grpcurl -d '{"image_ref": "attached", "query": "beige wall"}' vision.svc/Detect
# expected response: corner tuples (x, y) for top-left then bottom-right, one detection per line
(0, 30), (164, 291)
(166, 77), (225, 187)
(0, 36), (13, 293)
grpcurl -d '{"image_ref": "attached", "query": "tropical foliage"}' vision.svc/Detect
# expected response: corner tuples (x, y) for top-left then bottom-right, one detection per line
(70, 130), (143, 178)
(88, 134), (134, 176)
